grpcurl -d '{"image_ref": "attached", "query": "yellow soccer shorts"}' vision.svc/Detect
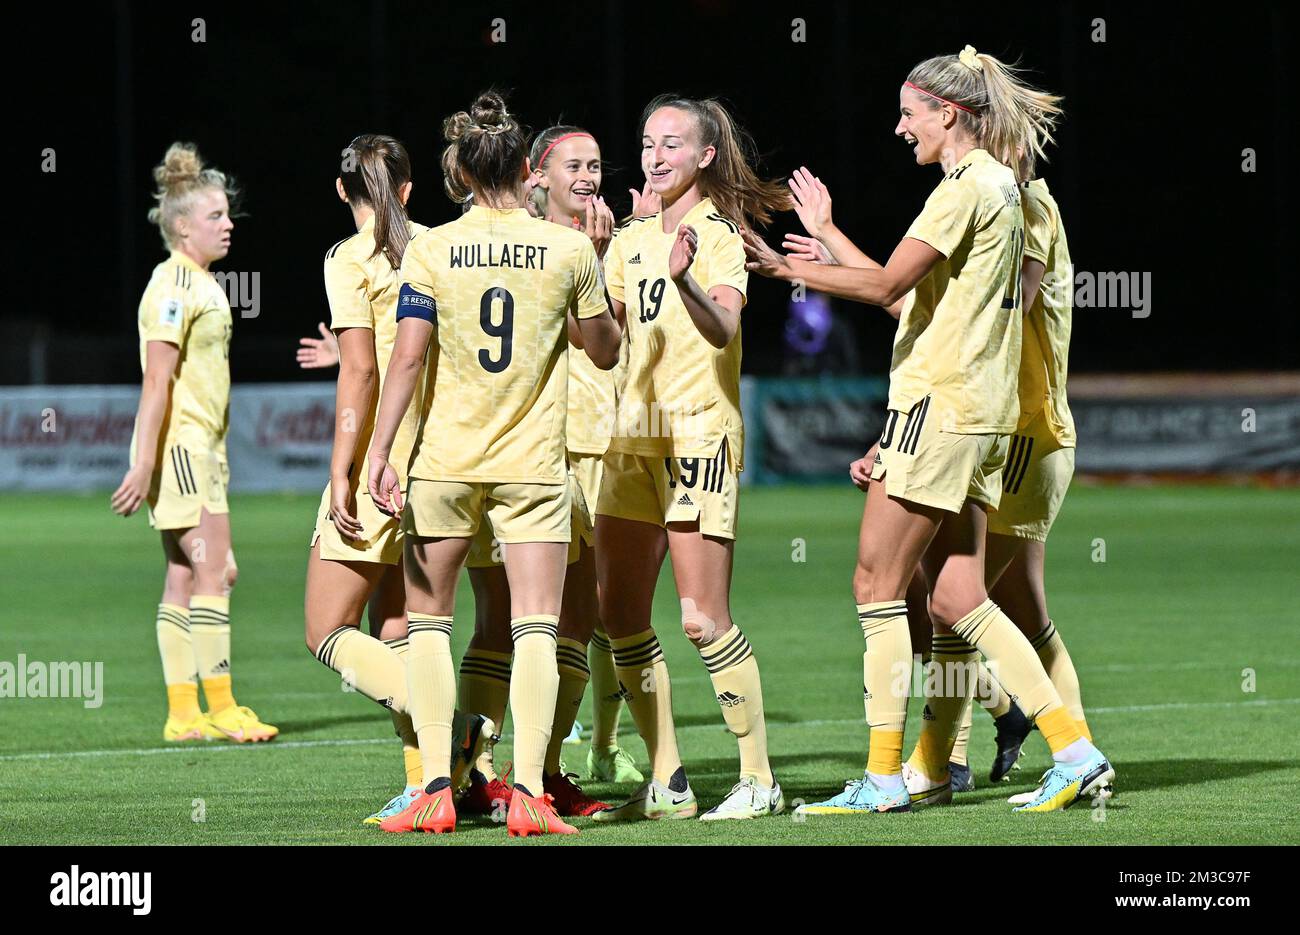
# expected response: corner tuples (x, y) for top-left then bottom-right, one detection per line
(464, 457), (596, 568)
(986, 409), (1076, 541)
(870, 396), (1008, 514)
(147, 443), (229, 531)
(311, 480), (403, 565)
(404, 478), (571, 554)
(596, 439), (739, 540)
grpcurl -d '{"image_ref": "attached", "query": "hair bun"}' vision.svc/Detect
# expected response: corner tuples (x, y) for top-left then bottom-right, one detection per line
(154, 142), (204, 193)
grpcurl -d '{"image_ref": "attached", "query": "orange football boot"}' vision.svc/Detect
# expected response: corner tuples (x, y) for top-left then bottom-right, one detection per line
(507, 788), (578, 837)
(379, 787), (456, 834)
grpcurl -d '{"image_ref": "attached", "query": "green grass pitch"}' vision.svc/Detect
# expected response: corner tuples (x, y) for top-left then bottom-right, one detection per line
(2, 485), (1298, 845)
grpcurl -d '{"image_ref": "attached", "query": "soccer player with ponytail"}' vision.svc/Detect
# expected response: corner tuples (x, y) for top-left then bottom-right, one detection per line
(367, 92), (621, 836)
(112, 143), (277, 745)
(745, 47), (1113, 814)
(593, 95), (792, 823)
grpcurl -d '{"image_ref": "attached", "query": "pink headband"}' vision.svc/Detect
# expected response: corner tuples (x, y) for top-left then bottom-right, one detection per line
(904, 81), (976, 114)
(535, 132), (595, 172)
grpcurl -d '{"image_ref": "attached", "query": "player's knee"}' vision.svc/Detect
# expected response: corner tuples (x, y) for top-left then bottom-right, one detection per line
(223, 559), (239, 596)
(928, 587), (986, 631)
(681, 598), (726, 646)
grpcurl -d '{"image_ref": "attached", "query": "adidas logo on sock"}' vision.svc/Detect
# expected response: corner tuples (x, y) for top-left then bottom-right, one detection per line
(628, 253), (641, 264)
(716, 691), (746, 707)
(863, 683), (872, 701)
(613, 681), (634, 702)
(922, 704), (935, 721)
(212, 660), (230, 674)
(676, 492), (694, 507)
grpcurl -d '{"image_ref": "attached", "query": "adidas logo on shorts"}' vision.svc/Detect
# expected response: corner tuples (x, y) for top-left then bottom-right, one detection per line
(628, 253), (641, 264)
(716, 690), (746, 707)
(676, 492), (694, 507)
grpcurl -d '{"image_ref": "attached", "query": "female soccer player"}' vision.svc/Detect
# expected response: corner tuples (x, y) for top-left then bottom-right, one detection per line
(591, 95), (791, 823)
(456, 124), (645, 820)
(367, 92), (621, 836)
(112, 142), (277, 744)
(302, 133), (493, 826)
(744, 46), (1113, 814)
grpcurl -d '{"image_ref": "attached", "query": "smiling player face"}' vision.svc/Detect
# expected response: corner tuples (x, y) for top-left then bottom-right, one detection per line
(642, 106), (714, 202)
(895, 86), (949, 167)
(540, 135), (603, 220)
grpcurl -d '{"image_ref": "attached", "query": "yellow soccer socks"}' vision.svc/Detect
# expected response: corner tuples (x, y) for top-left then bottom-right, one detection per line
(588, 628), (622, 753)
(384, 636), (421, 789)
(314, 625), (409, 712)
(545, 637), (591, 775)
(1032, 621), (1092, 741)
(508, 615), (560, 794)
(406, 614), (455, 785)
(950, 600), (1082, 756)
(858, 601), (912, 780)
(190, 595), (234, 714)
(908, 632), (978, 781)
(610, 629), (682, 785)
(156, 603), (200, 720)
(458, 645), (511, 780)
(697, 626), (773, 787)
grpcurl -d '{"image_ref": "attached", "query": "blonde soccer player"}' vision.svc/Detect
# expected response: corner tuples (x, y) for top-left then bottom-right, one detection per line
(367, 92), (621, 837)
(456, 124), (648, 820)
(589, 95), (791, 823)
(111, 143), (277, 744)
(744, 46), (1113, 814)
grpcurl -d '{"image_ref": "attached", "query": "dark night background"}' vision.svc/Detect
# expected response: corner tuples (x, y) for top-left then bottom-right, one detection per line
(7, 1), (1294, 385)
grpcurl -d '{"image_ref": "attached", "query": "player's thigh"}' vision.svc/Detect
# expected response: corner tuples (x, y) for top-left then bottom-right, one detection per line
(501, 541), (568, 620)
(853, 476), (944, 603)
(368, 559), (409, 641)
(304, 539), (387, 653)
(558, 541), (599, 643)
(920, 499), (990, 629)
(666, 521), (734, 627)
(988, 536), (1049, 639)
(403, 535), (471, 617)
(595, 514), (667, 637)
(468, 565), (515, 653)
(984, 529), (1025, 590)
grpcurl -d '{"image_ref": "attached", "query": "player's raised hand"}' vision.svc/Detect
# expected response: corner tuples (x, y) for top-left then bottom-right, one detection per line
(629, 180), (661, 218)
(297, 323), (339, 369)
(789, 166), (834, 237)
(584, 196), (614, 259)
(329, 482), (364, 540)
(742, 228), (792, 279)
(110, 463), (152, 516)
(668, 224), (699, 280)
(782, 233), (837, 265)
(367, 452), (403, 517)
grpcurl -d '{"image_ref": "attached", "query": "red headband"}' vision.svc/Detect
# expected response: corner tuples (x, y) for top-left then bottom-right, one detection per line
(904, 81), (976, 114)
(535, 132), (595, 172)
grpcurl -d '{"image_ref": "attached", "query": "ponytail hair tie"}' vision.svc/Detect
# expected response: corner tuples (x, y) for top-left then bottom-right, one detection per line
(958, 45), (983, 72)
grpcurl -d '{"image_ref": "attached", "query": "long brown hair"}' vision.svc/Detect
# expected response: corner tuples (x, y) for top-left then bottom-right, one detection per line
(441, 91), (530, 205)
(638, 94), (790, 228)
(905, 46), (1063, 180)
(147, 142), (239, 250)
(340, 134), (413, 269)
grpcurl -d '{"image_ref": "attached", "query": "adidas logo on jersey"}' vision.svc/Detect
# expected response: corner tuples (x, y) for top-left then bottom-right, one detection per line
(716, 691), (746, 707)
(676, 492), (694, 507)
(628, 253), (641, 264)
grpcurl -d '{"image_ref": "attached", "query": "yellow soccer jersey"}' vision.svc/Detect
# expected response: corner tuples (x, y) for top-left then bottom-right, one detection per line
(566, 336), (616, 456)
(324, 216), (430, 480)
(135, 251), (232, 455)
(603, 197), (748, 466)
(892, 148), (1024, 434)
(398, 205), (607, 484)
(1018, 179), (1076, 447)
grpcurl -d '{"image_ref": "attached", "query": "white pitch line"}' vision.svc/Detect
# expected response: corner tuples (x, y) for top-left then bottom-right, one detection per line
(2, 696), (1297, 764)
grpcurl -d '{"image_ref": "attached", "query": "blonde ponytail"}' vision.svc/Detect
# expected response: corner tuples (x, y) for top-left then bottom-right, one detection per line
(147, 142), (238, 250)
(906, 47), (1063, 179)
